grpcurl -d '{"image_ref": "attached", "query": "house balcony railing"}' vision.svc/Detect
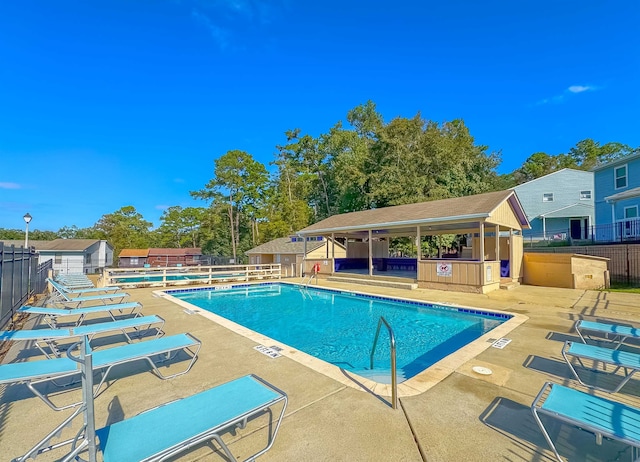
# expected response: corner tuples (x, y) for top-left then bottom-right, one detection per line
(593, 218), (640, 243)
(523, 219), (640, 246)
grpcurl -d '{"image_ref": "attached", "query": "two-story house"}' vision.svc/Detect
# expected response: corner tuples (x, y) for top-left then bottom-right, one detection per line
(593, 152), (640, 242)
(512, 168), (594, 241)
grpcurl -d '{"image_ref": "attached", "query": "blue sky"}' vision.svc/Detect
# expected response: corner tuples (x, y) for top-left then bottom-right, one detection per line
(1, 1), (638, 231)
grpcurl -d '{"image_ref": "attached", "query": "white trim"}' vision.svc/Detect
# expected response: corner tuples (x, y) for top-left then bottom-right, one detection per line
(624, 205), (638, 219)
(298, 213), (490, 235)
(511, 168), (590, 187)
(614, 163), (628, 190)
(579, 190), (592, 200)
(604, 186), (640, 203)
(592, 152), (640, 172)
(539, 202), (593, 218)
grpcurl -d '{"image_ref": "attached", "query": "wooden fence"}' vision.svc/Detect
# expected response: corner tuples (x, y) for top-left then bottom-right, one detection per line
(526, 244), (640, 285)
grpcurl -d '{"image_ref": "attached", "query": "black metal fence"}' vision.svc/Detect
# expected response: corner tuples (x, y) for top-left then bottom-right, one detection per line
(526, 244), (640, 286)
(0, 243), (51, 329)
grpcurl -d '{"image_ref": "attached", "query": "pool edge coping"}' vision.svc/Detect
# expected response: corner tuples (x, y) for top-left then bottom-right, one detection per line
(155, 282), (528, 398)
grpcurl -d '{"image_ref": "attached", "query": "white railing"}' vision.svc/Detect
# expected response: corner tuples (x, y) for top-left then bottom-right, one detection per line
(616, 218), (640, 239)
(100, 264), (281, 288)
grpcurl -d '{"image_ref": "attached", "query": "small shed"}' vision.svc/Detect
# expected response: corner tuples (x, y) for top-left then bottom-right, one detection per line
(246, 236), (346, 277)
(147, 248), (202, 267)
(118, 248), (203, 268)
(523, 253), (610, 289)
(118, 249), (150, 268)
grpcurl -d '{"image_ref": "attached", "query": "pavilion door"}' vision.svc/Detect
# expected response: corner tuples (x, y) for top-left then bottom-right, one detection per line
(570, 219), (582, 240)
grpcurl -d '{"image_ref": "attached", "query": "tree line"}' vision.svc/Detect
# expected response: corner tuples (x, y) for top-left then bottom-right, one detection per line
(1, 101), (636, 262)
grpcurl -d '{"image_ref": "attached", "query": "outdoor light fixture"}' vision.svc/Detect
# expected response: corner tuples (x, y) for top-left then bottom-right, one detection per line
(23, 213), (32, 248)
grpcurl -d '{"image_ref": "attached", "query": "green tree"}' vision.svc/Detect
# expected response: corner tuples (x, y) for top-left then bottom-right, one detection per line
(156, 206), (207, 248)
(568, 139), (633, 170)
(191, 150), (270, 262)
(94, 206), (153, 258)
(512, 152), (571, 184)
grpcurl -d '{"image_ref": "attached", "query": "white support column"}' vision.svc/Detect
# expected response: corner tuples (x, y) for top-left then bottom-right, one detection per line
(509, 228), (514, 280)
(479, 222), (485, 263)
(611, 202), (617, 241)
(542, 216), (546, 240)
(495, 225), (500, 262)
(368, 229), (373, 277)
(303, 236), (307, 276)
(416, 225), (421, 280)
(331, 233), (335, 275)
(331, 233), (335, 258)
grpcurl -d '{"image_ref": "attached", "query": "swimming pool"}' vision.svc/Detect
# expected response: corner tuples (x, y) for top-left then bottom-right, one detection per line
(165, 283), (512, 385)
(114, 273), (244, 284)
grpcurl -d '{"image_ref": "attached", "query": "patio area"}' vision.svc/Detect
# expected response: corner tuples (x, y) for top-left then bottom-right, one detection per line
(2, 279), (640, 461)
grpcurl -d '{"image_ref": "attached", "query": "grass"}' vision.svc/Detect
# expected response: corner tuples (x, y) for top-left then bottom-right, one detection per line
(602, 284), (640, 294)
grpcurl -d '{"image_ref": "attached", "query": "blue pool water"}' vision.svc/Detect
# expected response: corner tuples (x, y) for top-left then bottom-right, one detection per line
(115, 273), (243, 283)
(168, 283), (510, 383)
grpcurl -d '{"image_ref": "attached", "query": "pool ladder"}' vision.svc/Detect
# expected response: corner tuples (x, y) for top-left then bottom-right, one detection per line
(370, 316), (398, 409)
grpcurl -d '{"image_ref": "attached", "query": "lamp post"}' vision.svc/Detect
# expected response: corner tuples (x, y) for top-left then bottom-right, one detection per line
(23, 213), (32, 248)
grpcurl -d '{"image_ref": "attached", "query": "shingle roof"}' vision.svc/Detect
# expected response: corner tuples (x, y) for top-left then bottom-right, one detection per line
(148, 248), (202, 256)
(299, 190), (527, 233)
(119, 249), (150, 257)
(245, 237), (326, 255)
(0, 239), (104, 252)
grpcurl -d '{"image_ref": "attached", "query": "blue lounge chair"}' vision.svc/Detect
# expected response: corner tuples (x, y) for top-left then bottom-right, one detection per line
(55, 274), (94, 288)
(47, 278), (121, 296)
(16, 334), (287, 462)
(562, 340), (640, 393)
(532, 381), (640, 461)
(575, 319), (640, 350)
(0, 314), (165, 358)
(47, 284), (130, 307)
(95, 374), (287, 462)
(0, 333), (201, 411)
(18, 302), (143, 328)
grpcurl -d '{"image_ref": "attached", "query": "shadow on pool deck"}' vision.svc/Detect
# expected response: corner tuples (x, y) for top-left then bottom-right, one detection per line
(2, 279), (640, 461)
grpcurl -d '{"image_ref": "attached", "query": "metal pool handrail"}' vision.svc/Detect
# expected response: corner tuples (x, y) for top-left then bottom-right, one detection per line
(370, 316), (398, 409)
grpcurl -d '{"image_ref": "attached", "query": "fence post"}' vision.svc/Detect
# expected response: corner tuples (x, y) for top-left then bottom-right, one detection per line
(627, 244), (631, 285)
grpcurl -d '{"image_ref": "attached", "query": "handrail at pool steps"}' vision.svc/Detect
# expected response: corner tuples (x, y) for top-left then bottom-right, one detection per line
(370, 316), (398, 410)
(101, 264), (282, 288)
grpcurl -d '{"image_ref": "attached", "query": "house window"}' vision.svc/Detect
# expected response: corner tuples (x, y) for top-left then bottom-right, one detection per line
(130, 257), (139, 265)
(580, 190), (592, 200)
(85, 254), (92, 264)
(625, 206), (638, 220)
(615, 165), (627, 189)
(54, 254), (62, 264)
(543, 193), (554, 202)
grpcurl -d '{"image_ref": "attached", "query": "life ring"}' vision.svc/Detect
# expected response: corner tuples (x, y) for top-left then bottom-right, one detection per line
(313, 263), (321, 273)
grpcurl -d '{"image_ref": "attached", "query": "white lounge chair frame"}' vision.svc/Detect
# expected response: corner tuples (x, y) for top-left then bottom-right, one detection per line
(46, 282), (130, 307)
(46, 278), (121, 296)
(0, 314), (165, 358)
(12, 337), (286, 462)
(0, 333), (201, 412)
(18, 302), (143, 328)
(575, 319), (640, 350)
(562, 340), (640, 393)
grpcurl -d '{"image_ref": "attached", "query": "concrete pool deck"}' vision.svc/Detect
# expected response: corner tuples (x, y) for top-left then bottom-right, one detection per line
(2, 279), (640, 461)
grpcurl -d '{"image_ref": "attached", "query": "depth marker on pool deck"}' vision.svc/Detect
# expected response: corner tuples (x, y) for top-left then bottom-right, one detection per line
(254, 345), (282, 358)
(492, 338), (512, 349)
